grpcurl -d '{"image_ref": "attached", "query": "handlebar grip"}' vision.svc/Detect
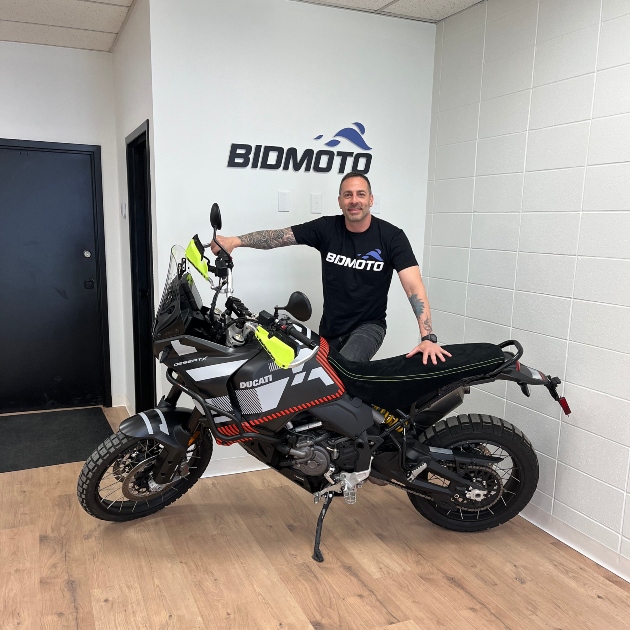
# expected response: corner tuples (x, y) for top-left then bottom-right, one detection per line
(285, 324), (317, 349)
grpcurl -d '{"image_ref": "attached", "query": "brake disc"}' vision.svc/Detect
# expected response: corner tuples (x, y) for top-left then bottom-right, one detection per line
(120, 456), (181, 501)
(451, 464), (503, 511)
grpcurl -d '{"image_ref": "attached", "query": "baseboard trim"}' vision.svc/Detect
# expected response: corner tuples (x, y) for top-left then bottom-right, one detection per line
(201, 455), (268, 478)
(111, 394), (132, 416)
(520, 503), (630, 583)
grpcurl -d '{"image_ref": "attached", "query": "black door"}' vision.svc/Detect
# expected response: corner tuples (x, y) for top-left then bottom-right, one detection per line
(0, 140), (110, 413)
(126, 121), (155, 412)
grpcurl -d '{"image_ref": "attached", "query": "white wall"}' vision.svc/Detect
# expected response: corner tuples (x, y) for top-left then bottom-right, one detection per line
(425, 0), (630, 579)
(0, 41), (127, 407)
(147, 0), (435, 474)
(112, 0), (155, 413)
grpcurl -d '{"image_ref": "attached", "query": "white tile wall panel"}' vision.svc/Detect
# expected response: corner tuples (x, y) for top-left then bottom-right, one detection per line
(597, 13), (630, 70)
(588, 113), (630, 165)
(426, 181), (435, 214)
(583, 163), (630, 210)
(481, 46), (535, 101)
(464, 317), (511, 344)
(623, 537), (630, 560)
(602, 0), (630, 21)
(476, 132), (527, 175)
(518, 212), (581, 255)
(625, 500), (630, 538)
(430, 115), (438, 148)
(578, 211), (630, 259)
(515, 252), (577, 297)
(424, 213), (433, 245)
(593, 64), (630, 118)
(505, 401), (561, 457)
(571, 300), (630, 354)
(428, 146), (436, 181)
(471, 213), (521, 250)
(466, 284), (514, 325)
(432, 22), (443, 114)
(531, 489), (554, 513)
(436, 141), (477, 180)
(474, 173), (524, 213)
(439, 26), (485, 111)
(529, 74), (596, 130)
(553, 501), (622, 551)
(468, 249), (518, 289)
(522, 168), (586, 213)
(526, 122), (591, 171)
(536, 0), (602, 44)
(512, 291), (572, 338)
(434, 177), (475, 213)
(429, 278), (468, 315)
(536, 451), (558, 496)
(430, 246), (470, 282)
(431, 212), (473, 248)
(563, 382), (630, 447)
(478, 90), (531, 138)
(443, 0), (486, 41)
(437, 102), (480, 146)
(574, 257), (630, 307)
(422, 246), (431, 278)
(431, 309), (465, 344)
(458, 387), (507, 417)
(476, 378), (508, 398)
(533, 25), (599, 87)
(558, 423), (629, 489)
(484, 3), (539, 62)
(487, 0), (538, 22)
(554, 462), (625, 531)
(566, 342), (630, 400)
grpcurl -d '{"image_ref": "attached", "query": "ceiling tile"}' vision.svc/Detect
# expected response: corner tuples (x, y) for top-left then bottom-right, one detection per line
(383, 0), (483, 21)
(79, 0), (132, 6)
(0, 20), (115, 50)
(293, 0), (393, 10)
(0, 0), (127, 33)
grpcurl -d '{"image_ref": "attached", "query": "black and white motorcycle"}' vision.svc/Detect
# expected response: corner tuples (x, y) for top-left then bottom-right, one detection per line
(78, 204), (571, 561)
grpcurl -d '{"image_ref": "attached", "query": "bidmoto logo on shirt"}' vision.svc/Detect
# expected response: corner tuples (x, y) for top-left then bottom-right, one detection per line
(326, 251), (384, 271)
(227, 122), (372, 175)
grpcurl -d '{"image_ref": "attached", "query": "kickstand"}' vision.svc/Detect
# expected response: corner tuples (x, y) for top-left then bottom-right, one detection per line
(312, 492), (334, 562)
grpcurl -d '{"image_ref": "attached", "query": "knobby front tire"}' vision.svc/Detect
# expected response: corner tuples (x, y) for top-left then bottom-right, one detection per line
(77, 429), (213, 522)
(408, 414), (539, 532)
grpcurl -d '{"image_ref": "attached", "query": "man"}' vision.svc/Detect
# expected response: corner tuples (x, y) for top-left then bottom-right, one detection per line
(212, 172), (450, 365)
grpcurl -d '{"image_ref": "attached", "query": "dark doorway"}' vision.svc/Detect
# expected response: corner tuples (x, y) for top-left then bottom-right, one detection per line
(126, 121), (155, 413)
(0, 139), (110, 413)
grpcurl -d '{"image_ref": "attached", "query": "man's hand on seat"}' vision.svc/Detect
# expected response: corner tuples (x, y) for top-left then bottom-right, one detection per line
(406, 341), (452, 365)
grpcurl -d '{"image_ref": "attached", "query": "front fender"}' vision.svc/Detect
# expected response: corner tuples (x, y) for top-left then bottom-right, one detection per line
(119, 406), (193, 450)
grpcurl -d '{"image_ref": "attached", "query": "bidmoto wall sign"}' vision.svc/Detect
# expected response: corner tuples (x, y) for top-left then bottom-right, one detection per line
(227, 122), (373, 174)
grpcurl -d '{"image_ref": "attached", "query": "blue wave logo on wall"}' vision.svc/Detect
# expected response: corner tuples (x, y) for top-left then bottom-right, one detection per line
(314, 122), (372, 151)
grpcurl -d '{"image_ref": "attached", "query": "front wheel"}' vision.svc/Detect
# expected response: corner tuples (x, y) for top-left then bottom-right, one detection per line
(77, 429), (213, 521)
(408, 414), (538, 532)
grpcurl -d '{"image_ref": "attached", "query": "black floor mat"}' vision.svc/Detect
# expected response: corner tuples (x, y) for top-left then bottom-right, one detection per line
(0, 407), (113, 473)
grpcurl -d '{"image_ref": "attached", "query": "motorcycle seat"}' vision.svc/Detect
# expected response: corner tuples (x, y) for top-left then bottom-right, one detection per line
(327, 343), (505, 411)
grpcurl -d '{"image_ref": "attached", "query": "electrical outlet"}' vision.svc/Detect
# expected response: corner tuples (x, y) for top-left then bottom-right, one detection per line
(278, 190), (290, 212)
(372, 194), (381, 215)
(311, 193), (322, 214)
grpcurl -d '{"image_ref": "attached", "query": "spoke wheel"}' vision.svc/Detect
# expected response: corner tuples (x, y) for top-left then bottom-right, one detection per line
(77, 429), (212, 522)
(408, 414), (538, 532)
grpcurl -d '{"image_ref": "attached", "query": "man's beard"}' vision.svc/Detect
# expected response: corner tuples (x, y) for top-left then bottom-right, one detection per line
(344, 205), (368, 222)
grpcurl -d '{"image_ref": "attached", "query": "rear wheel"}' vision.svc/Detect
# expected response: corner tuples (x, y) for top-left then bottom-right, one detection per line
(77, 429), (212, 521)
(408, 414), (538, 532)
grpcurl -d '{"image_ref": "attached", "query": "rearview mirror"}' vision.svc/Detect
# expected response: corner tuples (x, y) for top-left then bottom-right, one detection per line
(210, 203), (222, 230)
(280, 291), (312, 322)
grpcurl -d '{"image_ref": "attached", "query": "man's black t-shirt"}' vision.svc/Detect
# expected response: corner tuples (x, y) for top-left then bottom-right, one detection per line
(291, 215), (418, 338)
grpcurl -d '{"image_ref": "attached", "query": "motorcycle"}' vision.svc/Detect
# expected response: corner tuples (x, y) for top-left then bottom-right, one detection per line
(77, 204), (571, 562)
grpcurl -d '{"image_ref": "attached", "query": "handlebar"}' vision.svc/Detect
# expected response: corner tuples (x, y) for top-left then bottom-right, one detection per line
(283, 323), (317, 349)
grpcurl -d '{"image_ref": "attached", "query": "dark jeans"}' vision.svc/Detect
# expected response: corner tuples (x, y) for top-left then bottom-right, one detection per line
(327, 322), (385, 362)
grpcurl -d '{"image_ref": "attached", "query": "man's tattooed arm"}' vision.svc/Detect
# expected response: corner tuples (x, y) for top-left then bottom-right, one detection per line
(408, 293), (434, 337)
(237, 228), (297, 250)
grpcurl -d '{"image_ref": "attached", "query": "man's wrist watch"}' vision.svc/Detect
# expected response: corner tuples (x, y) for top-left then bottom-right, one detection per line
(421, 334), (438, 343)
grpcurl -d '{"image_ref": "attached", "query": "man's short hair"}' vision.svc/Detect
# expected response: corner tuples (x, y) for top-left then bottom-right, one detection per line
(339, 172), (372, 194)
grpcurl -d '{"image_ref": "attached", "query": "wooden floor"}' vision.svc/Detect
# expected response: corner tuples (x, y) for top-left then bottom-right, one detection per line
(1, 408), (630, 629)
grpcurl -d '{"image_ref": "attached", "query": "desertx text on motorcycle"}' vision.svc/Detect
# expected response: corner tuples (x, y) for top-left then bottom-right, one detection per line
(78, 204), (571, 562)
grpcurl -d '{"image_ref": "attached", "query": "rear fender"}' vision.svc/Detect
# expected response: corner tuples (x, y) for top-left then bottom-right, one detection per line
(119, 406), (193, 451)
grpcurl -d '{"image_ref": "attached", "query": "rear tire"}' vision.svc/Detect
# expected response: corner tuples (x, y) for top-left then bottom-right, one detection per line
(77, 429), (212, 522)
(408, 414), (538, 532)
